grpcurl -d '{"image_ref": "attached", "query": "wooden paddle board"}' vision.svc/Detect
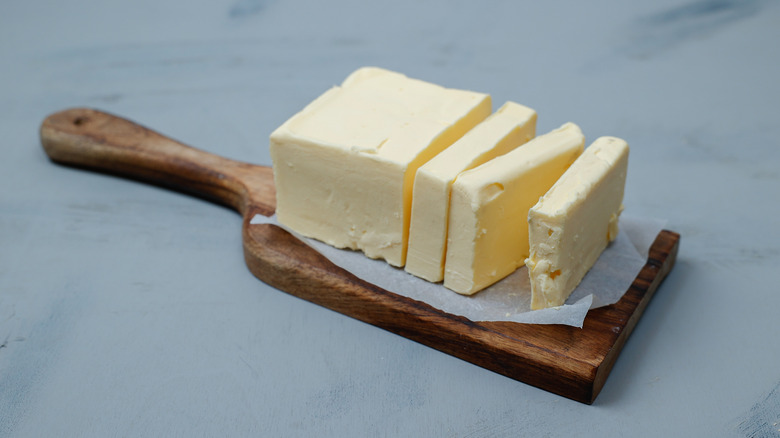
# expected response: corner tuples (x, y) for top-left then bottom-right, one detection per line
(40, 108), (679, 404)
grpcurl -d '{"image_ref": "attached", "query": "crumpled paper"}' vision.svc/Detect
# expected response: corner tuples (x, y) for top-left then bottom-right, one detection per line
(250, 214), (666, 327)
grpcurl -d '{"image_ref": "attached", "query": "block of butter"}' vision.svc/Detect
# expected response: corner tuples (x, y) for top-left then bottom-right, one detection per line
(444, 123), (585, 295)
(270, 67), (491, 267)
(405, 101), (537, 282)
(527, 136), (629, 309)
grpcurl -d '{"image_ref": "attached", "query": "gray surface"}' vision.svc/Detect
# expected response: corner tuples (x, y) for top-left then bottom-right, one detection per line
(2, 0), (779, 436)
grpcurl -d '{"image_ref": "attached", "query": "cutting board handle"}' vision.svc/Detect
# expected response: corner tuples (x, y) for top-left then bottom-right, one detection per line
(40, 108), (275, 216)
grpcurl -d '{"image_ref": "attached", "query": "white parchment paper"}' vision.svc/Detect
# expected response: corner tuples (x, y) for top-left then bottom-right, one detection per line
(250, 214), (666, 327)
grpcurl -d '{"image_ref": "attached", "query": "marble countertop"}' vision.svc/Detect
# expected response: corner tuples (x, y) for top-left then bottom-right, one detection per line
(2, 0), (779, 436)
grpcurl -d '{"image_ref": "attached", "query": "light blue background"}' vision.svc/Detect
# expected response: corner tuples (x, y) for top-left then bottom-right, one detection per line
(2, 0), (779, 436)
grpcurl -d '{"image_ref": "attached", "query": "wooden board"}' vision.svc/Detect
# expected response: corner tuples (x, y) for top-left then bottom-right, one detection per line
(40, 108), (679, 404)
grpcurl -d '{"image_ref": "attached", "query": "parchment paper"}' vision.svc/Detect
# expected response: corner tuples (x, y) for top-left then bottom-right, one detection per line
(250, 214), (666, 327)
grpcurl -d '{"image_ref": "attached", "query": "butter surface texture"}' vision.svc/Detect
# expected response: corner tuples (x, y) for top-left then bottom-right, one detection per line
(526, 136), (629, 309)
(270, 67), (491, 266)
(405, 102), (537, 282)
(443, 123), (585, 295)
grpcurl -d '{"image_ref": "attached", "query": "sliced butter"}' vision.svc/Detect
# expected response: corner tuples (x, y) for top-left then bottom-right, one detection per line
(527, 136), (629, 309)
(269, 67), (491, 267)
(443, 123), (585, 295)
(405, 102), (537, 282)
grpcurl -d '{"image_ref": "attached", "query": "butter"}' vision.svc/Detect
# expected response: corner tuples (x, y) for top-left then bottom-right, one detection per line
(270, 67), (491, 267)
(443, 123), (585, 295)
(527, 136), (629, 309)
(405, 102), (537, 282)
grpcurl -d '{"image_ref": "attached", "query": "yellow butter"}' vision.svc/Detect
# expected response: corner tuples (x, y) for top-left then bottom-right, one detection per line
(405, 102), (537, 282)
(270, 67), (491, 266)
(443, 123), (585, 295)
(527, 136), (629, 309)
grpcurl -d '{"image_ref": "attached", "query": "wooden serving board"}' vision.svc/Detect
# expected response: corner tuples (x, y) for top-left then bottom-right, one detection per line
(40, 108), (679, 404)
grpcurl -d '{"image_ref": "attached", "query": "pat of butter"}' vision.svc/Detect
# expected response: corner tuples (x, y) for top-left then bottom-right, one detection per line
(270, 67), (491, 267)
(443, 123), (585, 295)
(405, 102), (537, 282)
(527, 136), (629, 309)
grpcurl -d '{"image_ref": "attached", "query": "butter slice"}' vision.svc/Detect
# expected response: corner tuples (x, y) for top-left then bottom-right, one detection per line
(443, 123), (585, 295)
(270, 67), (491, 267)
(527, 136), (629, 309)
(405, 102), (537, 282)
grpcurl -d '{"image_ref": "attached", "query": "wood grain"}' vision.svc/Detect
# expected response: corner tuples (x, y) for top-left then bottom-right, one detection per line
(40, 108), (679, 404)
(40, 108), (275, 216)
